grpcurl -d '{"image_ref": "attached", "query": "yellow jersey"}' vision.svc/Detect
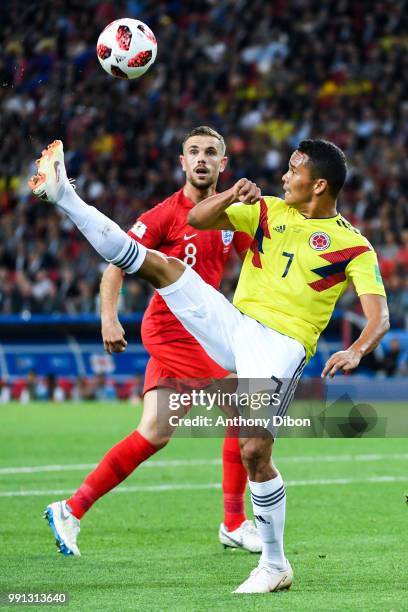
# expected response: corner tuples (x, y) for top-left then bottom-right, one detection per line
(225, 196), (386, 361)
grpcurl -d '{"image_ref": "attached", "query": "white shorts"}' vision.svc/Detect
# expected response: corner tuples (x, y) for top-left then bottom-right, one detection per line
(157, 266), (306, 422)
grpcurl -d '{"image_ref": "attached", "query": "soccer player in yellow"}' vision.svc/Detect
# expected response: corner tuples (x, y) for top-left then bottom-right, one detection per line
(192, 142), (387, 367)
(30, 138), (389, 595)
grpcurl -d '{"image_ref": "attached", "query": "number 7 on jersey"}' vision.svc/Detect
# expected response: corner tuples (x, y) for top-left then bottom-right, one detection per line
(281, 251), (294, 278)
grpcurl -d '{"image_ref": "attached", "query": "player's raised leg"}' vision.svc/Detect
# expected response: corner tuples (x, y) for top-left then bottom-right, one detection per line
(29, 140), (185, 288)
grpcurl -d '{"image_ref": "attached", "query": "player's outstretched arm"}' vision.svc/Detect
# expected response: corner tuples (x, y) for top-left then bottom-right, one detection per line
(188, 178), (260, 230)
(321, 294), (389, 378)
(100, 264), (128, 354)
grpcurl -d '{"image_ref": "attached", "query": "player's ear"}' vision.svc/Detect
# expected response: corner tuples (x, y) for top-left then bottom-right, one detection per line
(314, 178), (327, 196)
(179, 154), (186, 173)
(219, 156), (228, 173)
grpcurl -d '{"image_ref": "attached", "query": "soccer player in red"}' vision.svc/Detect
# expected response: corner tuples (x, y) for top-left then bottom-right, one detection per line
(43, 127), (261, 556)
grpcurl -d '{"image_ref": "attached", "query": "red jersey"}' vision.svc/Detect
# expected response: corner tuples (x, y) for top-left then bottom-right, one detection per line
(127, 188), (251, 345)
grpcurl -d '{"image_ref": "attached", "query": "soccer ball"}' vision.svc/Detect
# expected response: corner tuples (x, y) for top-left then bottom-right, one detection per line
(96, 18), (157, 80)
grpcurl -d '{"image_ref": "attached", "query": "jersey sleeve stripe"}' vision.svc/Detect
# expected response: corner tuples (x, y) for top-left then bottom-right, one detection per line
(308, 245), (370, 292)
(319, 245), (370, 263)
(250, 198), (271, 268)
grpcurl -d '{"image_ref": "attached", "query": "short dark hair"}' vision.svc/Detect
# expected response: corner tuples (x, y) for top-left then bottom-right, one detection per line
(298, 139), (347, 198)
(182, 126), (226, 155)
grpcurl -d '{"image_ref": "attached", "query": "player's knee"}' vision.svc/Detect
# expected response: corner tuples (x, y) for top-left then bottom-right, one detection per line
(240, 437), (271, 470)
(138, 427), (171, 449)
(163, 256), (186, 283)
(140, 251), (186, 288)
(137, 418), (172, 449)
(151, 433), (171, 449)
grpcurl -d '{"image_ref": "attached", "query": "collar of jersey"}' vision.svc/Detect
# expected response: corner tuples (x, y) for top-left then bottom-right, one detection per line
(180, 187), (219, 209)
(179, 189), (195, 209)
(286, 200), (341, 221)
(298, 211), (341, 221)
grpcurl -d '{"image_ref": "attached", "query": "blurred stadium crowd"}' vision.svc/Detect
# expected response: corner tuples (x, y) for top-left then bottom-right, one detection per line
(0, 370), (144, 403)
(0, 0), (407, 332)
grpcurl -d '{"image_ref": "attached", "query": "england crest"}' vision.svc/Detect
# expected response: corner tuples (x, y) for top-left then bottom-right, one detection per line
(221, 230), (234, 245)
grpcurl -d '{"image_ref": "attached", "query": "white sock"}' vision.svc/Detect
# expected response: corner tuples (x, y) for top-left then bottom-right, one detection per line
(56, 184), (146, 273)
(249, 473), (287, 570)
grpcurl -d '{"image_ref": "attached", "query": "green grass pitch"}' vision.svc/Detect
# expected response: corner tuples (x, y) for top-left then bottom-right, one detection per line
(0, 402), (407, 611)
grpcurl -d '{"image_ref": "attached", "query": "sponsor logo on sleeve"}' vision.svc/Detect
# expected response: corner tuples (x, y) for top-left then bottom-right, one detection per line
(130, 221), (147, 238)
(374, 264), (384, 284)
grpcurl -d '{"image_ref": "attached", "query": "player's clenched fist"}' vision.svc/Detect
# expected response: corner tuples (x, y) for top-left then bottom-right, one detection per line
(102, 319), (128, 354)
(232, 178), (261, 204)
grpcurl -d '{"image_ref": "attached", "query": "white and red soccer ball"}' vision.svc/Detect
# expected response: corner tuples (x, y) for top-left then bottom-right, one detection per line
(97, 18), (157, 80)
